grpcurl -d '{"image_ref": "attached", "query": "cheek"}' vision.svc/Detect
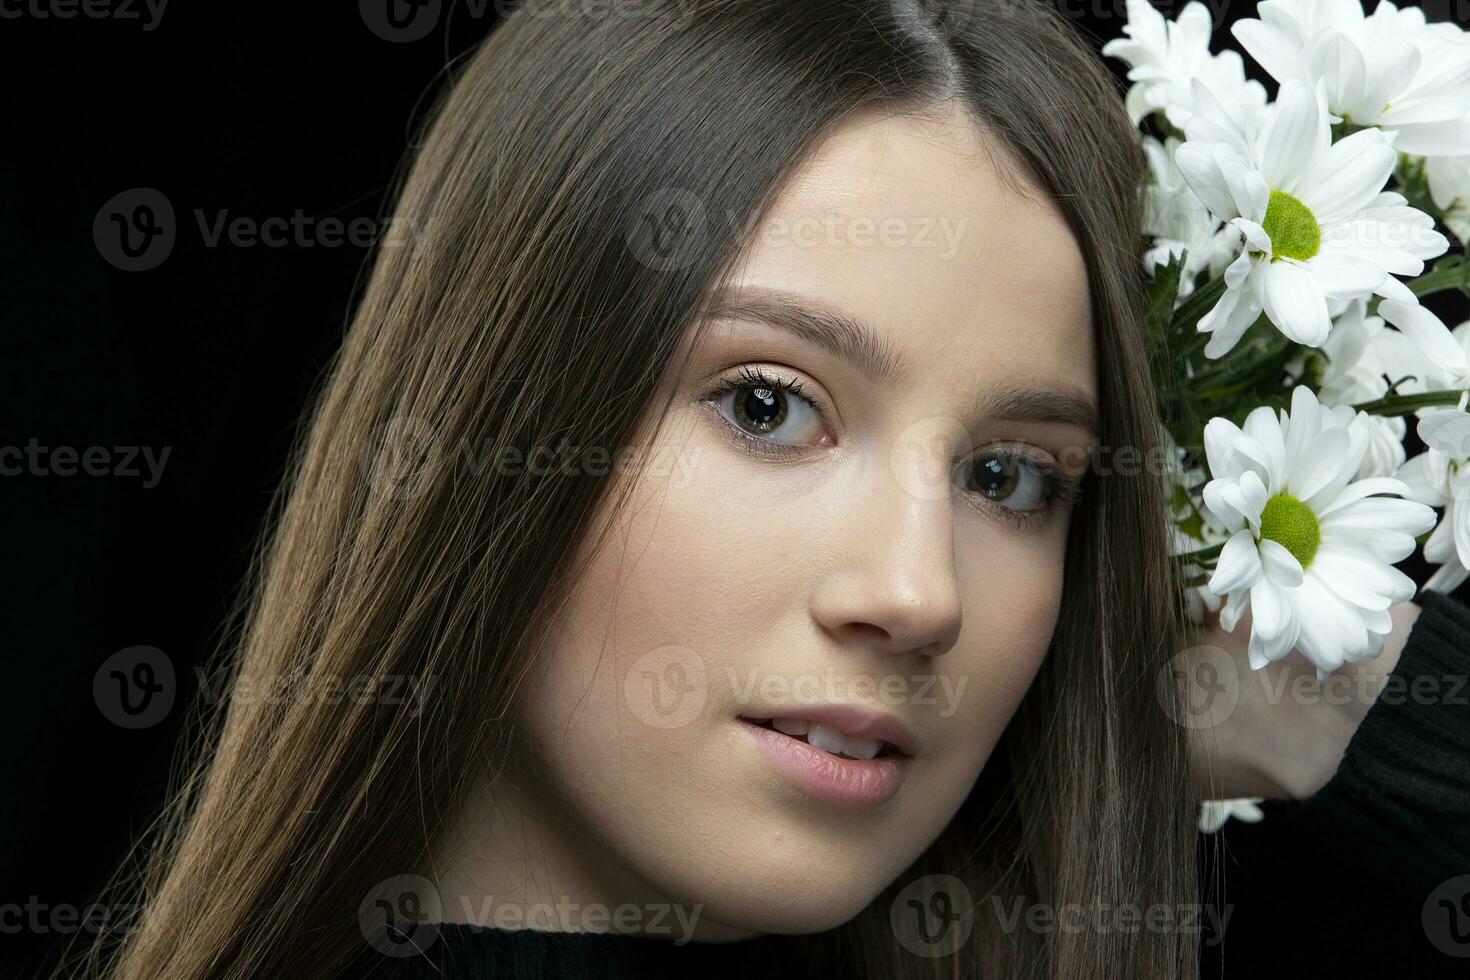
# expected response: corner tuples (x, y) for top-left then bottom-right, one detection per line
(904, 516), (1068, 824)
(514, 427), (787, 794)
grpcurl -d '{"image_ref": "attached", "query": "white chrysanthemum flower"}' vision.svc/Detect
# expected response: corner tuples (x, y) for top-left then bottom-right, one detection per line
(1232, 0), (1470, 158)
(1201, 386), (1436, 680)
(1199, 797), (1266, 833)
(1176, 80), (1447, 358)
(1103, 0), (1268, 131)
(1425, 154), (1470, 244)
(1142, 135), (1238, 297)
(1314, 299), (1417, 478)
(1398, 409), (1470, 593)
(1172, 521), (1227, 624)
(1377, 300), (1470, 393)
(1162, 429), (1229, 627)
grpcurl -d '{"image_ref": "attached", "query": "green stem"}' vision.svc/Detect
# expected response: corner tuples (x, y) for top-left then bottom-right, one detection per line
(1189, 324), (1291, 390)
(1174, 540), (1225, 564)
(1171, 276), (1228, 351)
(1351, 389), (1466, 415)
(1180, 572), (1211, 590)
(1410, 254), (1469, 299)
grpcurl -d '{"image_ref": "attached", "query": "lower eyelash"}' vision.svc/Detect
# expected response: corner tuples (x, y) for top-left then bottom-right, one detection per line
(699, 399), (807, 461)
(700, 367), (822, 461)
(964, 453), (1085, 531)
(697, 376), (1085, 525)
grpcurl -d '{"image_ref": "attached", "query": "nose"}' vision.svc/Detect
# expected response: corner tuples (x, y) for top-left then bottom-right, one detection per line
(808, 451), (964, 659)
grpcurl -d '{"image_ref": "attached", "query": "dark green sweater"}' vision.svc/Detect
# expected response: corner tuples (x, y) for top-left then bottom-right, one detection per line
(352, 591), (1470, 978)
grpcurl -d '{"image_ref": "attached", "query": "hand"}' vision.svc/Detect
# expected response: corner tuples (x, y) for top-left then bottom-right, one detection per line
(1179, 601), (1422, 801)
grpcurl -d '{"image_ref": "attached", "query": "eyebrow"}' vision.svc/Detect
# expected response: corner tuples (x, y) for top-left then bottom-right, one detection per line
(703, 286), (906, 383)
(977, 382), (1098, 437)
(702, 285), (1098, 436)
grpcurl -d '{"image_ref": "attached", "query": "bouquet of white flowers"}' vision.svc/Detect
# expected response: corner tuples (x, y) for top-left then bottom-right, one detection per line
(1104, 0), (1470, 830)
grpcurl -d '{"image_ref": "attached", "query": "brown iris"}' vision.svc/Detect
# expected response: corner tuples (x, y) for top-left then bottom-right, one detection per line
(734, 385), (786, 433)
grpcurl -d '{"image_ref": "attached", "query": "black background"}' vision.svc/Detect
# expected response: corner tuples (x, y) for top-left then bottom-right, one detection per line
(2, 1), (1467, 977)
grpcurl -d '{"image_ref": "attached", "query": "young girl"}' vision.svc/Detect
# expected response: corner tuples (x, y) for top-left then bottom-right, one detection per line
(78, 1), (1470, 977)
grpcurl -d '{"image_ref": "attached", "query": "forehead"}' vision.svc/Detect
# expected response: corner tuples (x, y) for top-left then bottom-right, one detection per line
(724, 105), (1095, 401)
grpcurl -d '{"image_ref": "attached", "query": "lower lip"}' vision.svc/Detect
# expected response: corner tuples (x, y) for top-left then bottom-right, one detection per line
(739, 719), (907, 807)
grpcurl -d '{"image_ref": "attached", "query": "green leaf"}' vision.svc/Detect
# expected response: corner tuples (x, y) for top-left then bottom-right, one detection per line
(1409, 253), (1470, 300)
(1145, 248), (1187, 343)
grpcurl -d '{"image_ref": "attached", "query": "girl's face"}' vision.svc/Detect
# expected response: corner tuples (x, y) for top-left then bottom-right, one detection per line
(440, 105), (1097, 939)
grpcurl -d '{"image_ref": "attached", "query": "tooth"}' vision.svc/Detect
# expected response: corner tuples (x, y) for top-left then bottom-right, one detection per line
(807, 722), (846, 754)
(772, 718), (809, 737)
(843, 736), (881, 760)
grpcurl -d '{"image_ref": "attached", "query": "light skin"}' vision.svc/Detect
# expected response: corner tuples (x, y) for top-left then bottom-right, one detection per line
(429, 102), (1096, 940)
(1188, 602), (1422, 801)
(426, 100), (1421, 942)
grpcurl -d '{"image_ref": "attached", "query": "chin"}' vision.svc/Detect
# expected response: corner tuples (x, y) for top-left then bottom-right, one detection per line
(635, 820), (915, 938)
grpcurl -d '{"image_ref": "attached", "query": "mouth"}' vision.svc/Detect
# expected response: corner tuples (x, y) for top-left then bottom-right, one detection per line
(738, 716), (908, 760)
(737, 709), (915, 807)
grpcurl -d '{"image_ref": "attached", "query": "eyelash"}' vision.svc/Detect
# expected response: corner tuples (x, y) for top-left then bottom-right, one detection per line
(702, 366), (822, 461)
(958, 445), (1086, 531)
(698, 366), (1085, 529)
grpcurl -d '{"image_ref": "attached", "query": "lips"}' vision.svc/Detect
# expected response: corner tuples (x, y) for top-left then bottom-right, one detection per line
(738, 703), (918, 757)
(737, 705), (916, 807)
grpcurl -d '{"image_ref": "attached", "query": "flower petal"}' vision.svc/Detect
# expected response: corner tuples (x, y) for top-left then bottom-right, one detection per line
(1210, 528), (1265, 596)
(1230, 18), (1303, 87)
(1260, 260), (1331, 347)
(1418, 409), (1470, 461)
(1259, 538), (1305, 587)
(1304, 250), (1386, 300)
(1379, 300), (1468, 373)
(1395, 451), (1449, 506)
(1298, 129), (1396, 225)
(1315, 477), (1414, 516)
(1261, 82), (1329, 193)
(1289, 426), (1351, 502)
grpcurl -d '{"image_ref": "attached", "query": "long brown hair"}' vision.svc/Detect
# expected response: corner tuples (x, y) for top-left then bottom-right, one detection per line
(75, 1), (1196, 976)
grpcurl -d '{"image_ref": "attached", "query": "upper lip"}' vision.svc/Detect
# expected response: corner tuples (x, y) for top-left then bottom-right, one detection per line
(738, 703), (919, 756)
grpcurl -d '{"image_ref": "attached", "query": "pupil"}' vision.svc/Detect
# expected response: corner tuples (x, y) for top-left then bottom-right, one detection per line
(971, 455), (1017, 499)
(737, 386), (785, 432)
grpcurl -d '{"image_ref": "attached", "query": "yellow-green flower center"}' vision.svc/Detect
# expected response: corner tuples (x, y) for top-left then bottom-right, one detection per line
(1262, 190), (1320, 261)
(1258, 493), (1320, 568)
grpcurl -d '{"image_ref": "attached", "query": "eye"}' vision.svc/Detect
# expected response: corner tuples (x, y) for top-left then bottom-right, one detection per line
(958, 445), (1079, 526)
(702, 365), (831, 453)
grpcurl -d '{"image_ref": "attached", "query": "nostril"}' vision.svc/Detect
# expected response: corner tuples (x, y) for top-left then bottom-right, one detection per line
(840, 621), (892, 643)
